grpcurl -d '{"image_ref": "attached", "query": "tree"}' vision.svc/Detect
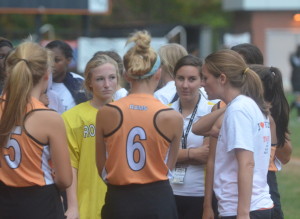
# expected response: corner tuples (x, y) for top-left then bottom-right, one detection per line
(0, 0), (232, 40)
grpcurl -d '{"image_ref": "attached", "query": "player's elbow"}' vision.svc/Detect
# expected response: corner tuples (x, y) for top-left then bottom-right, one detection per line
(55, 174), (72, 190)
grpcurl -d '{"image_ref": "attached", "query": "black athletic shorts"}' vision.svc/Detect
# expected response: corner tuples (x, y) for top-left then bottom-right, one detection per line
(102, 180), (178, 219)
(0, 181), (64, 219)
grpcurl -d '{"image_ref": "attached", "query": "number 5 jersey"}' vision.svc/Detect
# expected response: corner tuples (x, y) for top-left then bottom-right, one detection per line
(0, 97), (54, 187)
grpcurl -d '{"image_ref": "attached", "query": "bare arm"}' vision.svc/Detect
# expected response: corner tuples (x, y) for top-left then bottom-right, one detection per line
(156, 109), (183, 170)
(65, 168), (79, 219)
(275, 140), (292, 164)
(95, 110), (107, 179)
(203, 136), (217, 219)
(48, 112), (73, 190)
(270, 116), (292, 165)
(166, 111), (183, 170)
(235, 149), (254, 219)
(203, 108), (223, 219)
(192, 106), (225, 136)
(176, 137), (209, 164)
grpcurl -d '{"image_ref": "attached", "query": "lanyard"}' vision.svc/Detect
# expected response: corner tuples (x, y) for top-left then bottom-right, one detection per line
(179, 95), (200, 149)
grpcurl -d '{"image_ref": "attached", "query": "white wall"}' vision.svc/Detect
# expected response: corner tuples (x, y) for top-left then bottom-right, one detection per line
(77, 37), (168, 73)
(265, 28), (300, 91)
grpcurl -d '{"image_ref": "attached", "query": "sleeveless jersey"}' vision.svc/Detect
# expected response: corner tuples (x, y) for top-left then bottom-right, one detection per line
(102, 93), (173, 185)
(0, 97), (55, 187)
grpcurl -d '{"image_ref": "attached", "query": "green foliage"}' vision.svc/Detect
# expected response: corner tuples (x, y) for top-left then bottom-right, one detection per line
(0, 14), (35, 39)
(101, 0), (231, 28)
(0, 0), (232, 40)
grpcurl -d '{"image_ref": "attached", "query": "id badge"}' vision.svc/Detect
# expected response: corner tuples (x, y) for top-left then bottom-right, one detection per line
(171, 164), (187, 184)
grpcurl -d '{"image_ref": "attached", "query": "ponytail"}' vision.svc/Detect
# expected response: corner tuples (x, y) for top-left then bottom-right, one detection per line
(249, 64), (290, 147)
(0, 42), (51, 147)
(240, 67), (268, 116)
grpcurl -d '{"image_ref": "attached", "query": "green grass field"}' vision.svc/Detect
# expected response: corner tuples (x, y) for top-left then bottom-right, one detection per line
(277, 93), (300, 218)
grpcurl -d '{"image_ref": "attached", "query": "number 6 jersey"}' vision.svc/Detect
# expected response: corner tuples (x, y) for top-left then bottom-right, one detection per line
(102, 93), (174, 185)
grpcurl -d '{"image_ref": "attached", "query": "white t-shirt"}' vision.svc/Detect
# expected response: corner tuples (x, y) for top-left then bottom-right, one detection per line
(214, 95), (273, 217)
(50, 72), (84, 112)
(47, 89), (65, 114)
(113, 88), (128, 101)
(170, 92), (215, 197)
(154, 81), (176, 105)
(154, 81), (211, 105)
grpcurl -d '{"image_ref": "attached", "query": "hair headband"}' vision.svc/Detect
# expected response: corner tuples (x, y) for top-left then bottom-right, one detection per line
(129, 55), (161, 80)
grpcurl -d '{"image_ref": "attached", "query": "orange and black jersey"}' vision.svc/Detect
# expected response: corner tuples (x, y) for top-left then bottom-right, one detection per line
(0, 97), (55, 187)
(102, 93), (174, 185)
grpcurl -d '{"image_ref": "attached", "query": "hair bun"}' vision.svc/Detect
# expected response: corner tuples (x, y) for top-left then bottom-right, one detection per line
(130, 31), (150, 55)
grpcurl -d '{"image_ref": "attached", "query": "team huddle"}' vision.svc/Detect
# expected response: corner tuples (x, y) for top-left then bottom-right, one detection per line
(0, 30), (291, 219)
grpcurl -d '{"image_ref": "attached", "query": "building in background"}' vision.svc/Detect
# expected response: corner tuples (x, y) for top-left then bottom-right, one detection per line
(223, 0), (300, 91)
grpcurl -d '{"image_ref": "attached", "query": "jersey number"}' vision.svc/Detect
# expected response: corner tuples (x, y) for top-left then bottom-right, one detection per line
(126, 127), (146, 171)
(4, 126), (22, 169)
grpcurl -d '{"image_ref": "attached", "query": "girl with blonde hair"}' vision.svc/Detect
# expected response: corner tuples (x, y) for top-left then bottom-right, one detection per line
(63, 54), (120, 219)
(96, 30), (183, 219)
(0, 41), (72, 219)
(154, 43), (188, 104)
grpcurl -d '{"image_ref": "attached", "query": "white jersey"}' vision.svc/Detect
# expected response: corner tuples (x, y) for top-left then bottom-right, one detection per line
(214, 95), (273, 216)
(170, 93), (215, 197)
(113, 87), (128, 101)
(154, 81), (177, 105)
(47, 89), (64, 114)
(50, 72), (84, 112)
(46, 72), (64, 114)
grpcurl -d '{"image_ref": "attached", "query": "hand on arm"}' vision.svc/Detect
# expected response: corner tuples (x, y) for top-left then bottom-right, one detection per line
(176, 137), (209, 165)
(192, 106), (225, 136)
(188, 141), (209, 165)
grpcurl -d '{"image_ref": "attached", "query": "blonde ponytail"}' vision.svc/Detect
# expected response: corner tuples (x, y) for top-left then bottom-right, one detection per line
(0, 42), (51, 147)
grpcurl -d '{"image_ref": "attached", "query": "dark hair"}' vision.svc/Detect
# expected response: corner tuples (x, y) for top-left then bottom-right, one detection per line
(93, 51), (124, 74)
(249, 64), (290, 147)
(45, 40), (73, 59)
(231, 43), (264, 65)
(0, 37), (13, 49)
(174, 55), (202, 76)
